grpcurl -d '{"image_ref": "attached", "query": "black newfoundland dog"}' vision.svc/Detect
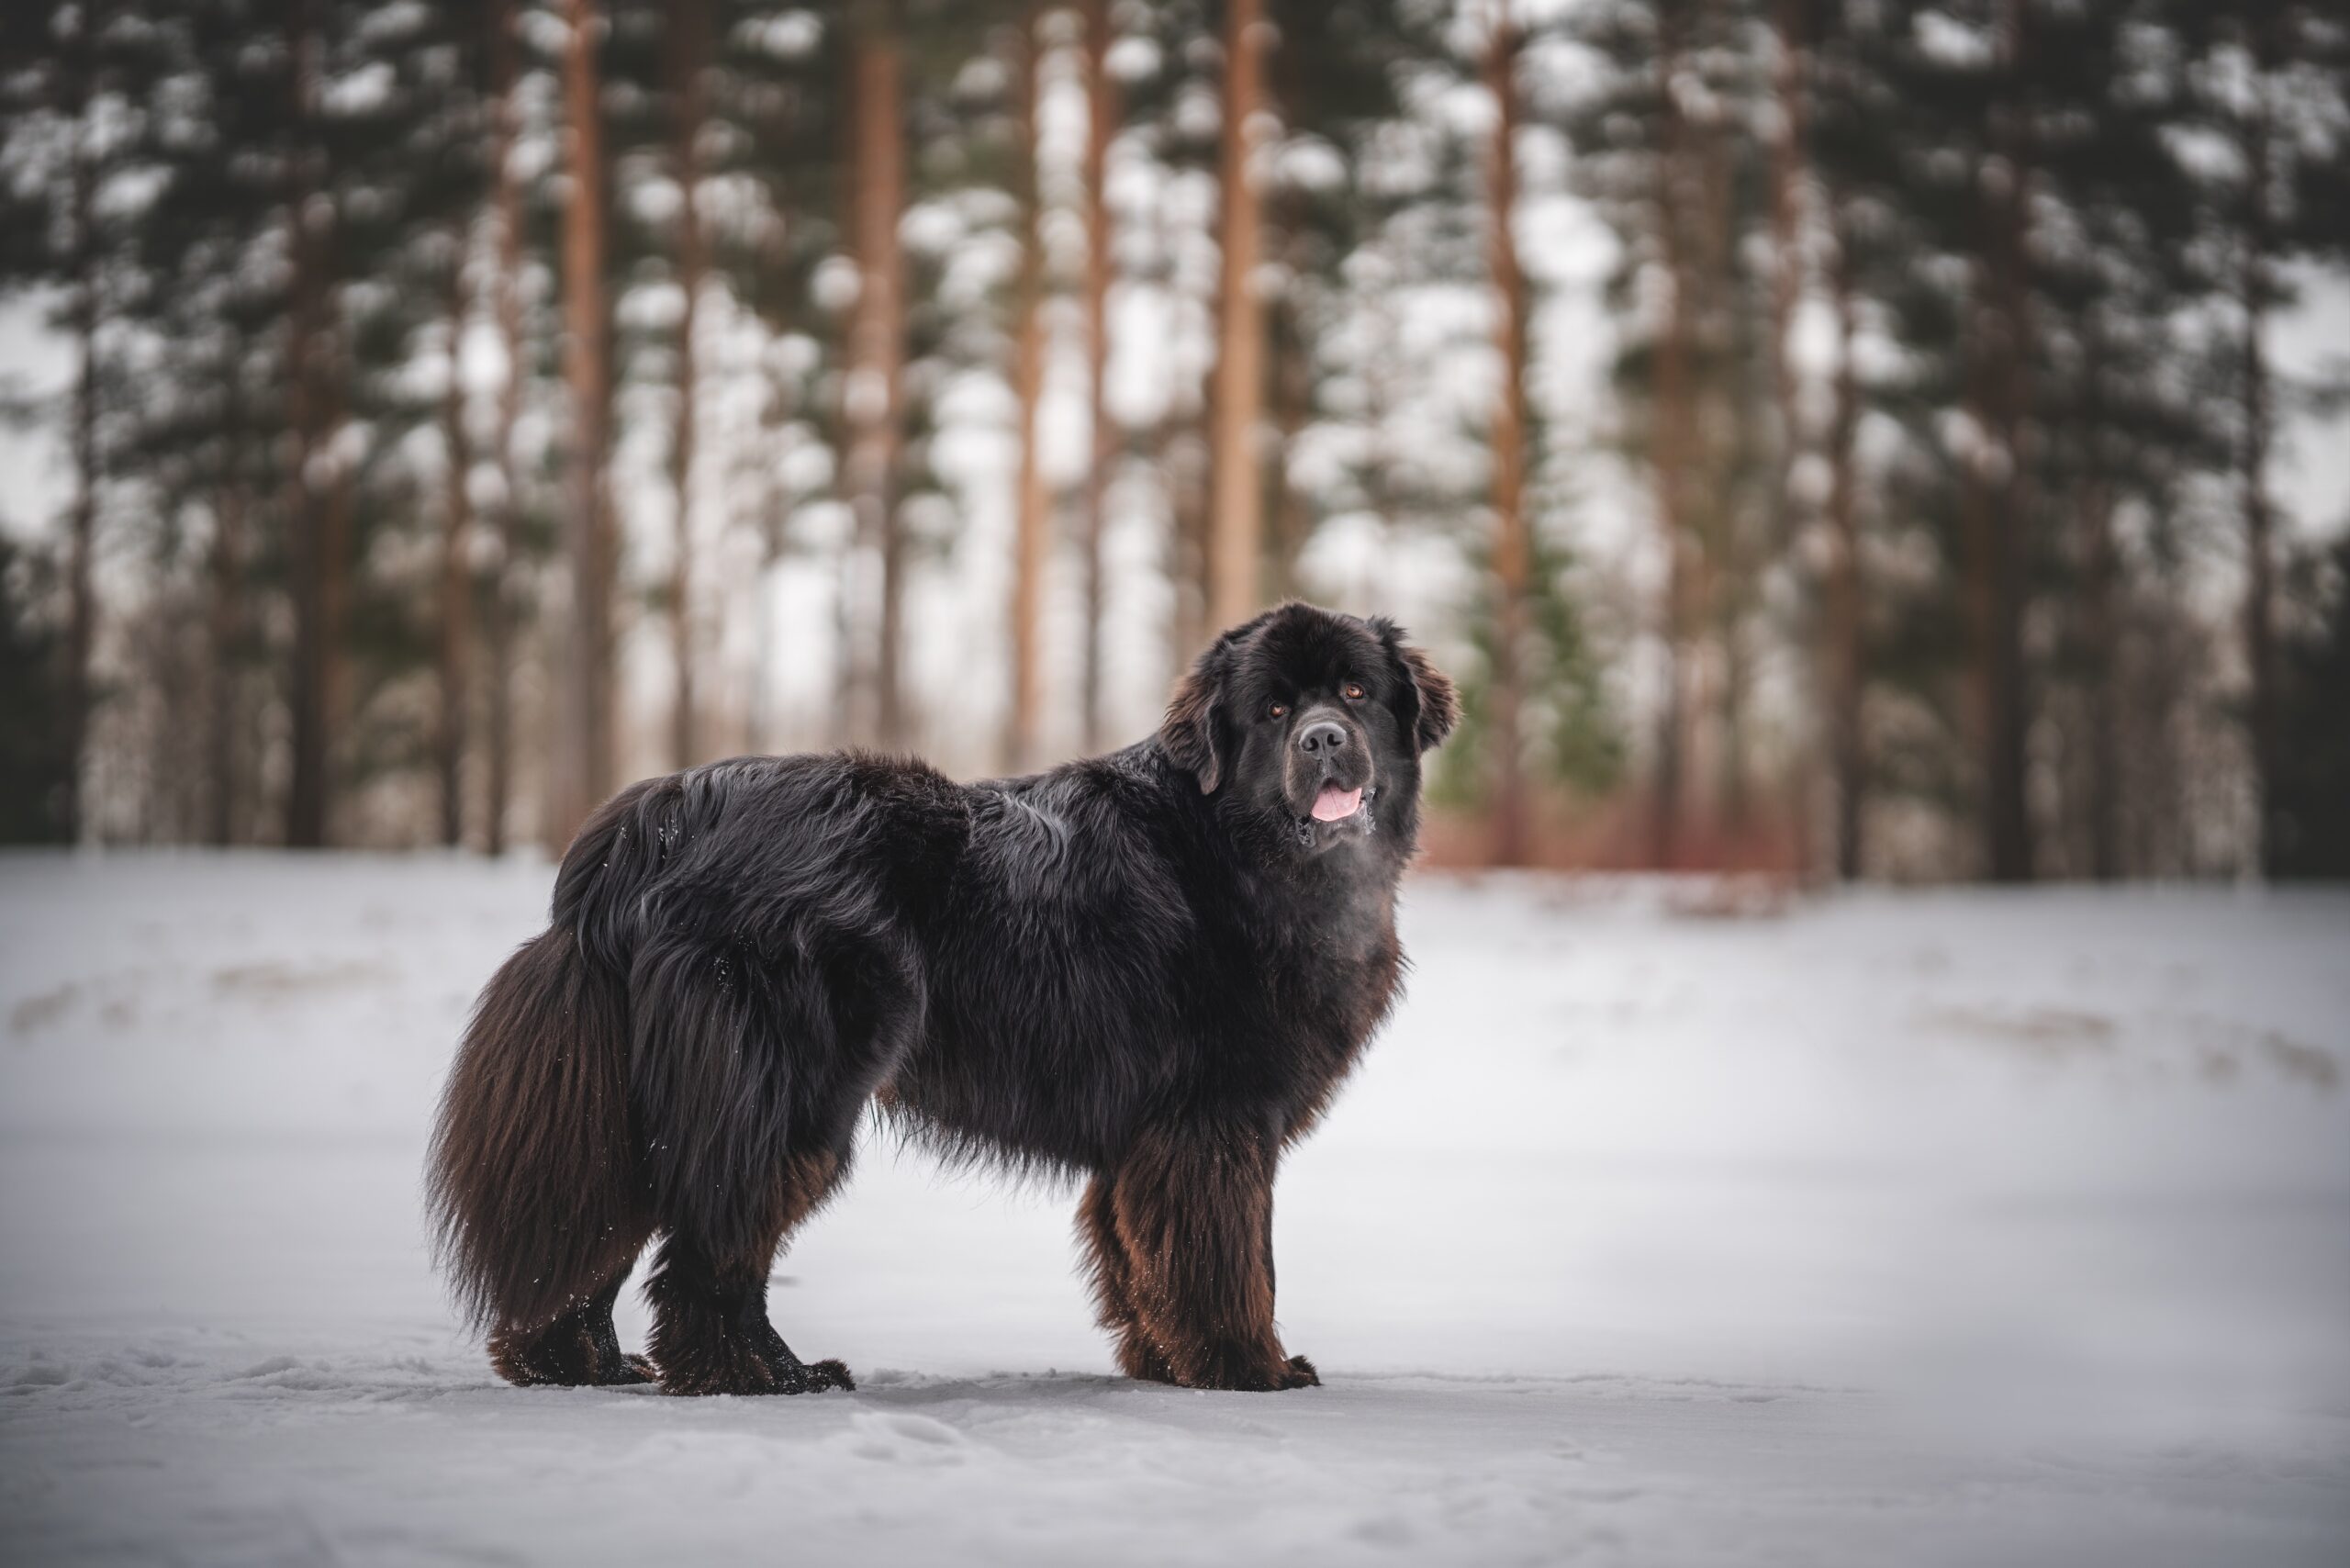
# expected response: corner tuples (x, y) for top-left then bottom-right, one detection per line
(427, 601), (1457, 1394)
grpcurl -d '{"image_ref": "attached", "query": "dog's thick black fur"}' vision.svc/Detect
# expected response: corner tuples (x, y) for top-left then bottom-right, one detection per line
(427, 603), (1457, 1394)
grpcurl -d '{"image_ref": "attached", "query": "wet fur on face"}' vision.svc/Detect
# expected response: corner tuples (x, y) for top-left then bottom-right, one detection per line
(427, 603), (1458, 1395)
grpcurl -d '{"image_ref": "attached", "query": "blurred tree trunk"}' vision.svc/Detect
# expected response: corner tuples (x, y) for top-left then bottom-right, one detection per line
(1167, 413), (1210, 666)
(667, 0), (707, 770)
(1006, 5), (1048, 771)
(1698, 106), (1748, 844)
(1079, 0), (1114, 752)
(207, 454), (246, 848)
(745, 417), (792, 755)
(2079, 503), (2121, 880)
(283, 0), (340, 849)
(2075, 310), (2121, 881)
(1265, 303), (1312, 600)
(1768, 0), (1809, 863)
(321, 394), (355, 789)
(483, 0), (522, 856)
(1963, 0), (2035, 882)
(437, 246), (474, 848)
(1206, 0), (1268, 633)
(1768, 0), (1807, 554)
(552, 0), (615, 850)
(58, 370), (93, 824)
(62, 18), (98, 845)
(2239, 19), (2278, 879)
(845, 6), (907, 747)
(1648, 8), (1693, 869)
(1823, 189), (1863, 881)
(1484, 9), (1532, 868)
(1672, 4), (1741, 847)
(1150, 162), (1207, 667)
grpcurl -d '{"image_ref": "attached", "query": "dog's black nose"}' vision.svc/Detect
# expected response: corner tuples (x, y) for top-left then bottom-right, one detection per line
(1296, 720), (1348, 757)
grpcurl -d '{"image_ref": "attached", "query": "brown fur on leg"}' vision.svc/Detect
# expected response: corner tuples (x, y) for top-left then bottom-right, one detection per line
(488, 1271), (653, 1388)
(1077, 1176), (1175, 1383)
(647, 1151), (855, 1396)
(1108, 1126), (1317, 1391)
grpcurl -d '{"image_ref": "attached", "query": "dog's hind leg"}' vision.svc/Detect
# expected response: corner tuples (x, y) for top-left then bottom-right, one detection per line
(631, 933), (908, 1395)
(1077, 1175), (1176, 1383)
(644, 1149), (855, 1396)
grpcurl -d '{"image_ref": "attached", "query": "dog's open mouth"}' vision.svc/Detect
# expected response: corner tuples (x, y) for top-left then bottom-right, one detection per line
(1310, 784), (1363, 823)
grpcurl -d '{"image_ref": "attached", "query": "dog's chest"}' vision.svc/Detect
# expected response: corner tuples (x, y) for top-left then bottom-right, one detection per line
(1269, 908), (1402, 1058)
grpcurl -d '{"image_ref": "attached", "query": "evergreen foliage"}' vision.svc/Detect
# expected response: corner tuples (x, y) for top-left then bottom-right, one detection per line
(0, 0), (2340, 873)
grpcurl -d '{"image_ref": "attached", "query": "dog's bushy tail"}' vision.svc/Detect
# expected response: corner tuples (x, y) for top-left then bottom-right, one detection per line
(426, 789), (669, 1335)
(424, 922), (638, 1333)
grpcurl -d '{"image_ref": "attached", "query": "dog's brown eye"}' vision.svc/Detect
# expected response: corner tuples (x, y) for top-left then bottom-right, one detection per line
(1343, 682), (1366, 701)
(1268, 702), (1289, 720)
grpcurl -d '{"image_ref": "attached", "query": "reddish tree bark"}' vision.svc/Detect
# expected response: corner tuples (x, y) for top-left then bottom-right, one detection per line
(845, 9), (908, 746)
(1484, 10), (1533, 868)
(667, 0), (708, 769)
(1078, 0), (1116, 752)
(1005, 6), (1050, 771)
(551, 0), (616, 849)
(1206, 0), (1269, 633)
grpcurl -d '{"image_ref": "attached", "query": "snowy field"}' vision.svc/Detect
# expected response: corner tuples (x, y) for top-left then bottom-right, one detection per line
(2, 852), (2345, 1566)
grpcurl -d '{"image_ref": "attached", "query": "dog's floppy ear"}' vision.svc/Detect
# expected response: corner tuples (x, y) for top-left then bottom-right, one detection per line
(1158, 641), (1232, 793)
(1371, 618), (1459, 754)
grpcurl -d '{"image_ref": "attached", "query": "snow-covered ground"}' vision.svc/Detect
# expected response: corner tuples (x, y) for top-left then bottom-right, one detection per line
(2, 853), (2345, 1565)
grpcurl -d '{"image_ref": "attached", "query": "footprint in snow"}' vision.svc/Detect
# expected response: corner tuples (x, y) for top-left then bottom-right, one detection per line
(10, 1361), (76, 1390)
(843, 1411), (966, 1464)
(233, 1355), (303, 1380)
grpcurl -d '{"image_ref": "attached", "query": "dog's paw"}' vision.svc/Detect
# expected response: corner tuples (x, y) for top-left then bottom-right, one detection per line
(653, 1333), (787, 1397)
(490, 1322), (656, 1389)
(751, 1322), (855, 1394)
(1114, 1334), (1181, 1385)
(656, 1361), (780, 1397)
(1177, 1343), (1323, 1392)
(786, 1357), (855, 1394)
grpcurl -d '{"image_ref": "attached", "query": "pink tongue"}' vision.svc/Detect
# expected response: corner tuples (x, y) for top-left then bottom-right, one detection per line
(1311, 785), (1363, 823)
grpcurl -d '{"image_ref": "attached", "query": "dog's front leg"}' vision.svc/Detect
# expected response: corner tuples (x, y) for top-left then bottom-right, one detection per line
(1077, 1175), (1177, 1383)
(1107, 1123), (1318, 1391)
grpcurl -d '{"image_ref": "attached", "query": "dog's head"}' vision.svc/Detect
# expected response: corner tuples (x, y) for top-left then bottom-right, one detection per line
(1158, 603), (1458, 858)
